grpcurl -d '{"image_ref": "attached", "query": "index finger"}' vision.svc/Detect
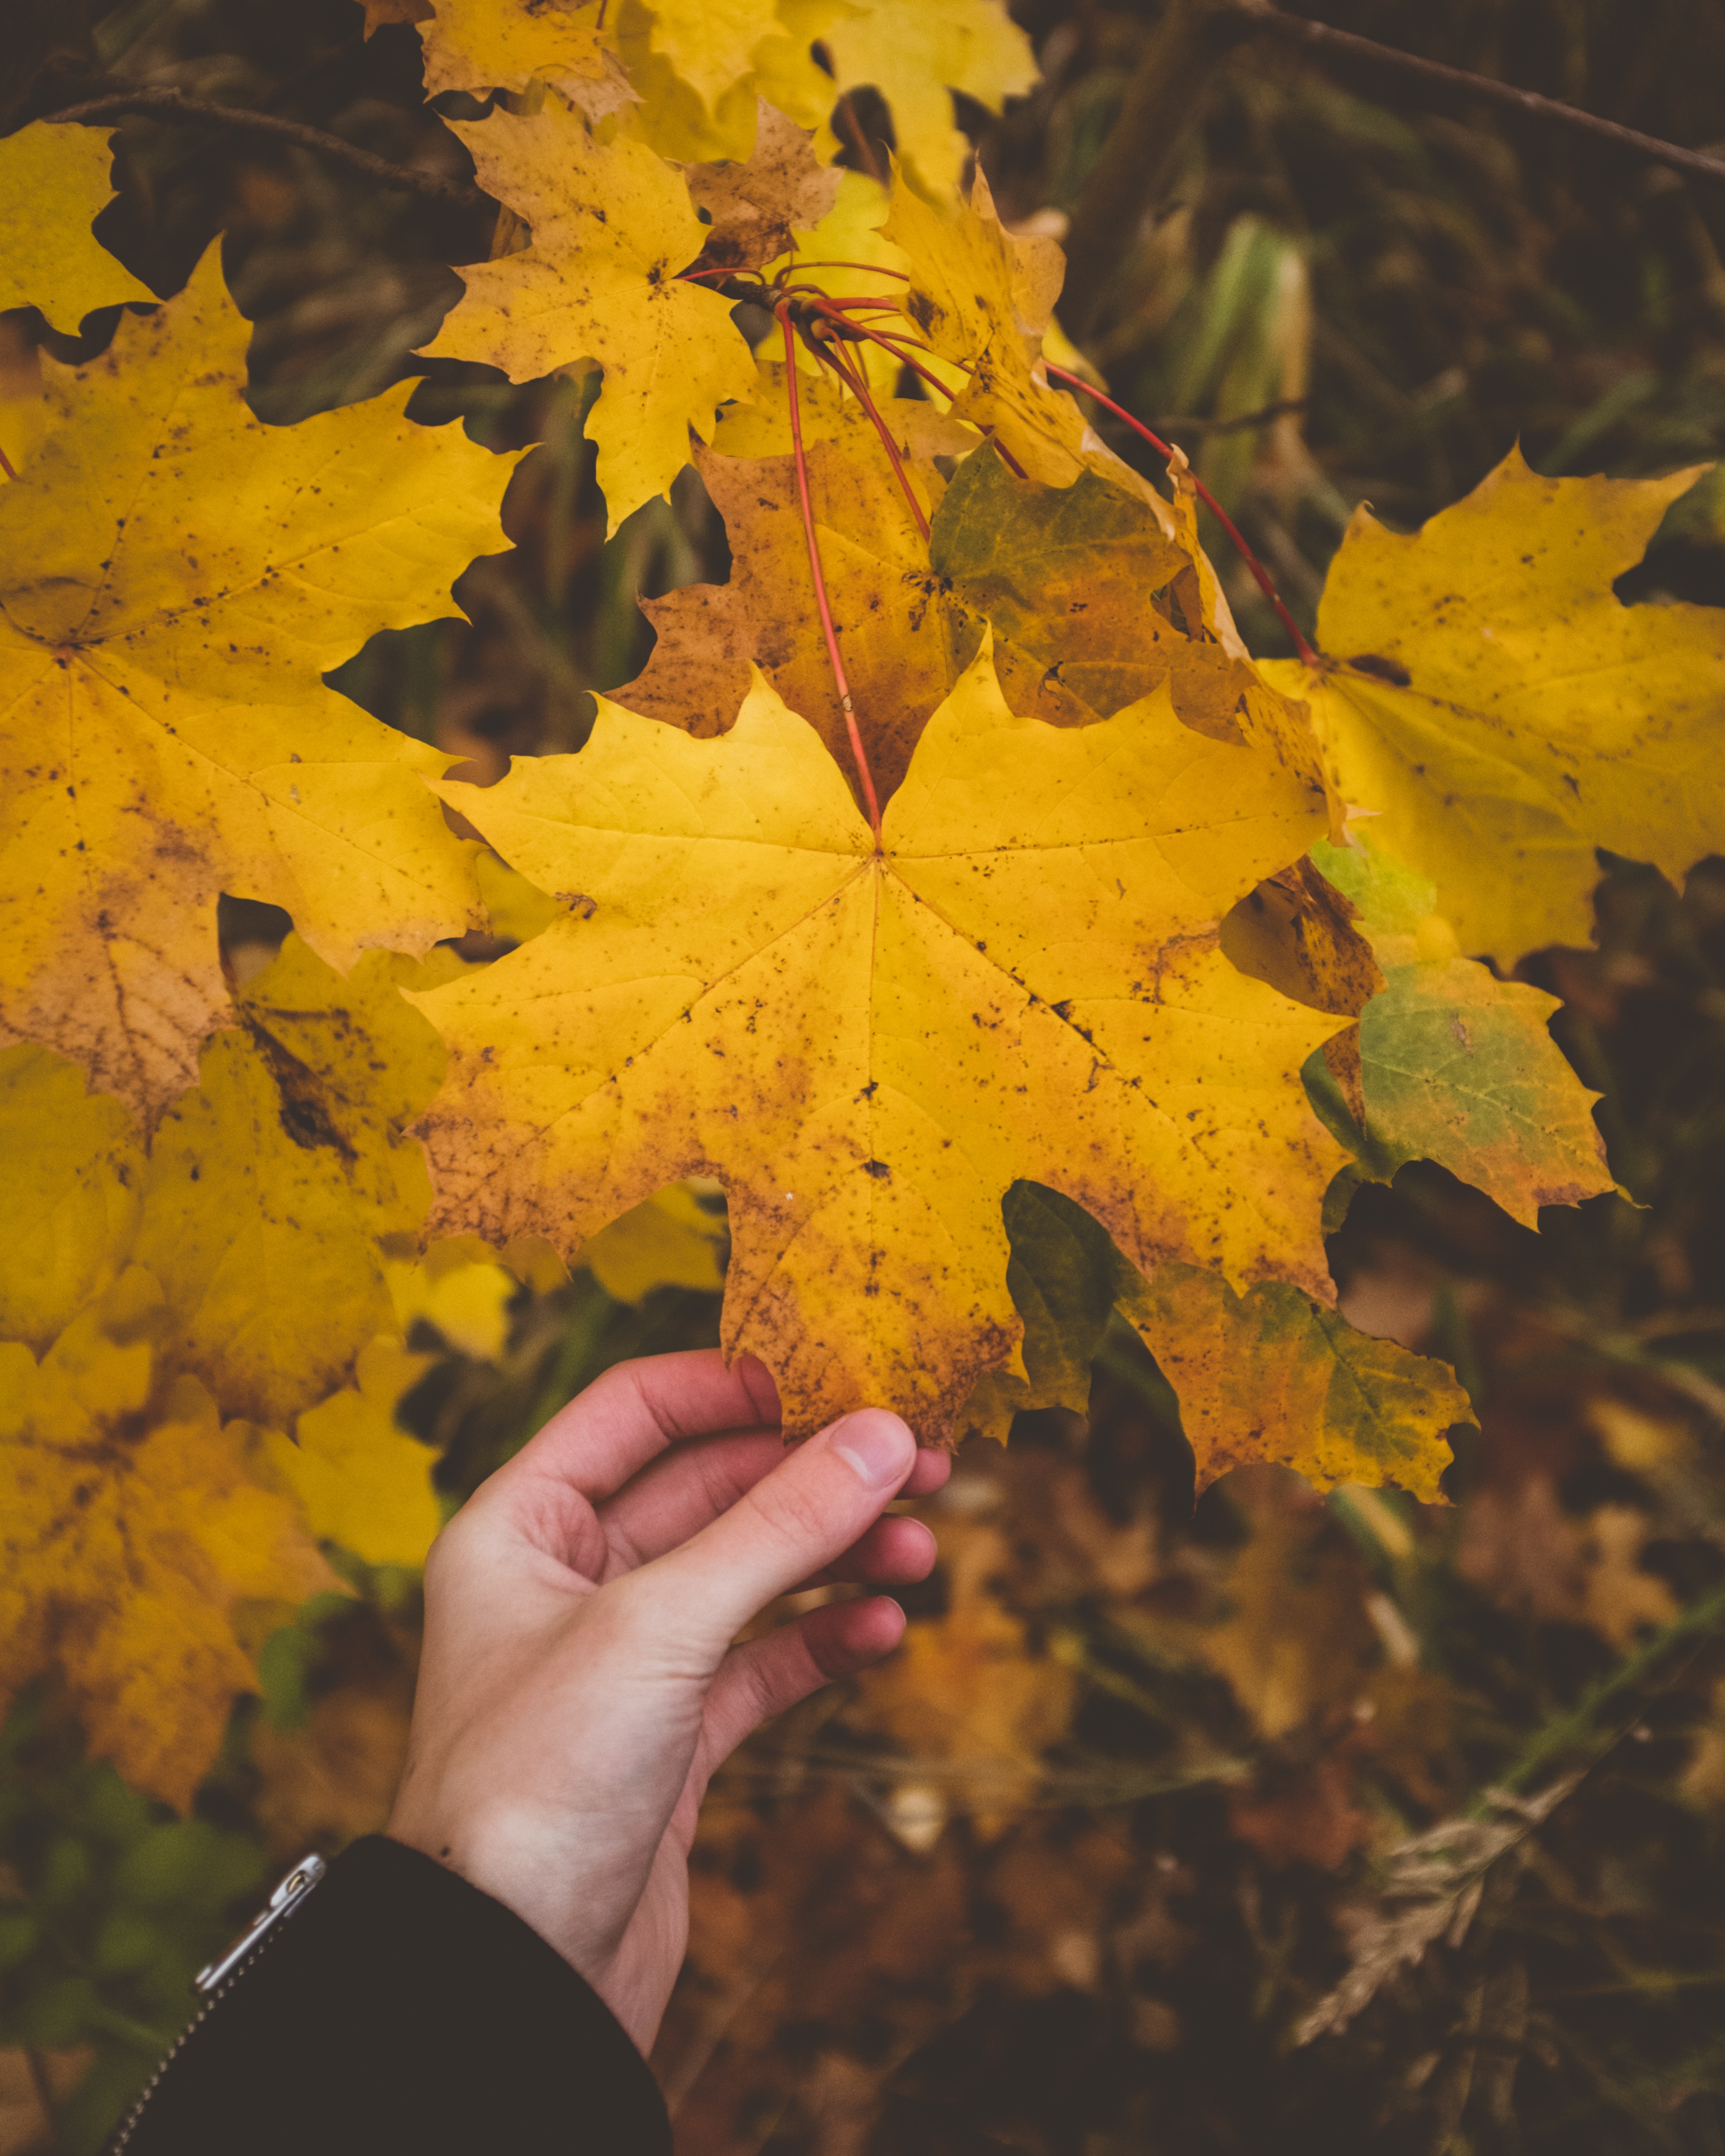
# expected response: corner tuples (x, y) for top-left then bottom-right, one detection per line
(503, 1348), (781, 1509)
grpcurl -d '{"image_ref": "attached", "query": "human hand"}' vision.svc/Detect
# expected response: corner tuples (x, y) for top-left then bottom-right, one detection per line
(386, 1349), (947, 2054)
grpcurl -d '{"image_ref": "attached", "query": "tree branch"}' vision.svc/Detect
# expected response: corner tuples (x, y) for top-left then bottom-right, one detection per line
(1057, 0), (1240, 343)
(1223, 7), (1725, 194)
(35, 88), (492, 215)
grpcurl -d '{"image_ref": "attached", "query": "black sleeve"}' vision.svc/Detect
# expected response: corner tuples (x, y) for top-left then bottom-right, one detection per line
(110, 1836), (671, 2156)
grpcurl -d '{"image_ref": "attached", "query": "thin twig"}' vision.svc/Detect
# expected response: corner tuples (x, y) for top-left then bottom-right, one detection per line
(36, 88), (489, 213)
(831, 89), (888, 188)
(1223, 6), (1725, 194)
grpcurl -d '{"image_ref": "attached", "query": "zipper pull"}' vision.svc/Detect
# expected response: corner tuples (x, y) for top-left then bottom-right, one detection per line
(194, 1852), (327, 1994)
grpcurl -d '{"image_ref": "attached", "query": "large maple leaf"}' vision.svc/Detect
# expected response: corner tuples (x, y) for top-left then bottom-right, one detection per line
(0, 249), (515, 1119)
(421, 102), (757, 533)
(0, 124), (154, 335)
(0, 1272), (339, 1810)
(1261, 449), (1725, 961)
(412, 644), (1344, 1444)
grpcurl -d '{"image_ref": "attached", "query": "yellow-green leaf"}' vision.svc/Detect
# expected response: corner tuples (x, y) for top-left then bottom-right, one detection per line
(1124, 1263), (1471, 1501)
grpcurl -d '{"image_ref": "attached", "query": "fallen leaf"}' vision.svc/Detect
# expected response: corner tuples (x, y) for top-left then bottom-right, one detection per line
(1188, 1471), (1379, 1737)
(0, 248), (505, 1117)
(0, 125), (154, 335)
(848, 1519), (1076, 1836)
(422, 102), (758, 532)
(1261, 450), (1725, 960)
(0, 1272), (338, 1810)
(411, 641), (1342, 1443)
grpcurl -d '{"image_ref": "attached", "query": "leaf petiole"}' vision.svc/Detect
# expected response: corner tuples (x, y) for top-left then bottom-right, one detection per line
(777, 301), (884, 839)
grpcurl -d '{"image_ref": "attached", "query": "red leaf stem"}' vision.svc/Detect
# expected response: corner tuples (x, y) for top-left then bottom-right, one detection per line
(790, 260), (911, 279)
(778, 303), (883, 839)
(811, 334), (931, 541)
(1041, 363), (1319, 665)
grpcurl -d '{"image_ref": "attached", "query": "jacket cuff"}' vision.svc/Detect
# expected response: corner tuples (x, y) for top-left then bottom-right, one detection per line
(115, 1835), (670, 2156)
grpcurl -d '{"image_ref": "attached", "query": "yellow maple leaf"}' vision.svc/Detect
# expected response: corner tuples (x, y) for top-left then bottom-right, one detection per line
(1261, 449), (1725, 960)
(583, 1182), (728, 1302)
(612, 0), (850, 164)
(649, 0), (783, 114)
(0, 248), (510, 1117)
(422, 103), (758, 532)
(618, 368), (983, 807)
(132, 937), (454, 1429)
(0, 124), (154, 335)
(415, 0), (627, 109)
(411, 642), (1342, 1444)
(0, 1044), (142, 1353)
(0, 1271), (339, 1810)
(258, 1338), (443, 1570)
(825, 0), (1037, 203)
(387, 1235), (520, 1360)
(883, 168), (1089, 487)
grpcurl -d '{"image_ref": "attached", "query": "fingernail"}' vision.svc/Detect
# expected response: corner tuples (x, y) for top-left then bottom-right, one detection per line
(831, 1410), (914, 1489)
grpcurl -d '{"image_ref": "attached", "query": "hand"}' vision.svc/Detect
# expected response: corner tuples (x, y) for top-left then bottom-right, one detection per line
(386, 1349), (947, 2054)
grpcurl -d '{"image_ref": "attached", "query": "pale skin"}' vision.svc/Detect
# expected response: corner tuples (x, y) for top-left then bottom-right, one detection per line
(387, 1349), (947, 2054)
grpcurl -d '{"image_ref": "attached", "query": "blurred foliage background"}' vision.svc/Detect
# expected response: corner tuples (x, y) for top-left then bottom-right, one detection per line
(8, 0), (1725, 2149)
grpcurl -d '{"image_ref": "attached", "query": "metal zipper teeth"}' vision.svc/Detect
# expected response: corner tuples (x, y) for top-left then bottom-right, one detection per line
(106, 1932), (278, 2147)
(107, 1862), (324, 2155)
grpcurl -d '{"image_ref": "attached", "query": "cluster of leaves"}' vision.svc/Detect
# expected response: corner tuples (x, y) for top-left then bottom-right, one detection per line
(3, 0), (1725, 2147)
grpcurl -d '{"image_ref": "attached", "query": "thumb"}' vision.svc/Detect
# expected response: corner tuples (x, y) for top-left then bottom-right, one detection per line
(639, 1409), (918, 1655)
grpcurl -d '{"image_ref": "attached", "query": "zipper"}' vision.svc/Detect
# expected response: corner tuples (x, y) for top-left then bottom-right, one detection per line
(107, 1853), (327, 2153)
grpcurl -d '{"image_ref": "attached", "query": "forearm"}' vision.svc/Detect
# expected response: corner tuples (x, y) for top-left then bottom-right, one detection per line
(109, 1837), (670, 2156)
